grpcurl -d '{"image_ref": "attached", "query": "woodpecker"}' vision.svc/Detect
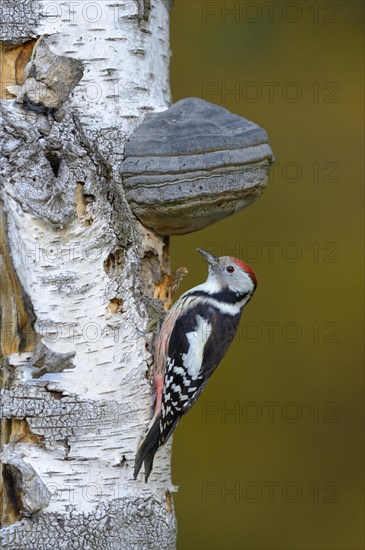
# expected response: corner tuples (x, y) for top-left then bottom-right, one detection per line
(134, 248), (257, 481)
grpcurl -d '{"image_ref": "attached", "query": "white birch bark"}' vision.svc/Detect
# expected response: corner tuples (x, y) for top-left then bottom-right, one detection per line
(0, 1), (176, 548)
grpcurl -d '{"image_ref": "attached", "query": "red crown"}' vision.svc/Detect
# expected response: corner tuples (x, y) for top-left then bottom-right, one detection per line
(229, 257), (257, 286)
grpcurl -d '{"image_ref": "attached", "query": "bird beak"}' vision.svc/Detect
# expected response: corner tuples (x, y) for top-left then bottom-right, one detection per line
(197, 248), (219, 265)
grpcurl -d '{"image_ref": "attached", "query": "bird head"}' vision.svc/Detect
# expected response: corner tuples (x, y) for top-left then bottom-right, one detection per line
(197, 248), (257, 296)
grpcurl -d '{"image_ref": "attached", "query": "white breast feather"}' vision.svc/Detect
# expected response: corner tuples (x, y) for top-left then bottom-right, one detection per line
(182, 314), (212, 379)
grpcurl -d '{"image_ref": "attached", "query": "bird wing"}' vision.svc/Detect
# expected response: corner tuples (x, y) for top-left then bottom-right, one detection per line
(159, 299), (241, 444)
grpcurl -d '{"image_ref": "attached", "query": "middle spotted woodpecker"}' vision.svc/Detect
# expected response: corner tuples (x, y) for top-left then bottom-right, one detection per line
(134, 248), (257, 481)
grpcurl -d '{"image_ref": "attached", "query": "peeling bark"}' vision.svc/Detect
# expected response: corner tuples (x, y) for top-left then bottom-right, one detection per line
(17, 37), (84, 110)
(1, 445), (52, 517)
(1, 0), (176, 548)
(30, 341), (76, 379)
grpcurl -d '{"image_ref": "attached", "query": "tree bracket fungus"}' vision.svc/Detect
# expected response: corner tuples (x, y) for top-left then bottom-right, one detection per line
(121, 97), (274, 235)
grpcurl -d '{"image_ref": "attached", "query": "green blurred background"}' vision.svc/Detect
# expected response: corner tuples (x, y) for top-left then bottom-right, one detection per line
(168, 1), (364, 549)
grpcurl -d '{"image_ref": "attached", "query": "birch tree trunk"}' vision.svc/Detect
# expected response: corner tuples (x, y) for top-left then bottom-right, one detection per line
(0, 1), (176, 548)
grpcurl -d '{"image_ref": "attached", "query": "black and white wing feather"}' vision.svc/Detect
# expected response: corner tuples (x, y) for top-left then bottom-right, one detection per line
(159, 299), (241, 444)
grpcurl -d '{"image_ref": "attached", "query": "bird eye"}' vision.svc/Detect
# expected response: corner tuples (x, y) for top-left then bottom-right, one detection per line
(226, 266), (235, 273)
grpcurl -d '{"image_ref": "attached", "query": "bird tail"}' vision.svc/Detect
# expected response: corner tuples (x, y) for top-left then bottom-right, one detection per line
(133, 414), (161, 482)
